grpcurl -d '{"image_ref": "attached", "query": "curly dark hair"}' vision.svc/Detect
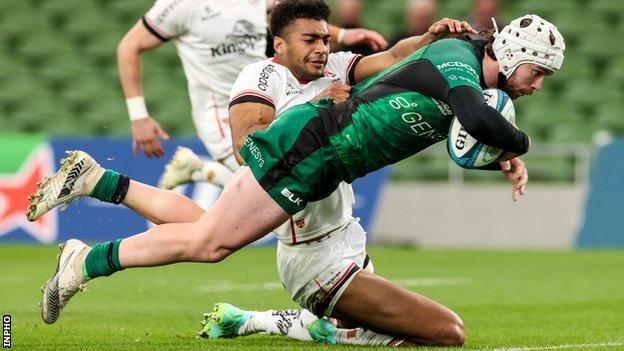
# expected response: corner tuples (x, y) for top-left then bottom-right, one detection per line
(269, 0), (331, 38)
(480, 28), (497, 60)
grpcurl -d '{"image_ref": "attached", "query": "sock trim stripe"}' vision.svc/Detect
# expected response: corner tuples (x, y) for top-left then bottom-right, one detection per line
(106, 241), (115, 271)
(112, 175), (130, 204)
(112, 239), (123, 270)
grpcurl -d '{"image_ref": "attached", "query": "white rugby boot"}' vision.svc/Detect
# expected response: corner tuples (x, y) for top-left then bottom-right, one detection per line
(40, 239), (91, 324)
(158, 146), (204, 190)
(27, 150), (104, 221)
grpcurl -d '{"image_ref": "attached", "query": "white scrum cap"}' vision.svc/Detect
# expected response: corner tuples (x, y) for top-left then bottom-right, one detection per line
(492, 14), (565, 78)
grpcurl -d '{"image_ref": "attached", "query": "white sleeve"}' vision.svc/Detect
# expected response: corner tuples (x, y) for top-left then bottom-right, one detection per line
(326, 51), (363, 85)
(229, 61), (283, 109)
(143, 0), (194, 41)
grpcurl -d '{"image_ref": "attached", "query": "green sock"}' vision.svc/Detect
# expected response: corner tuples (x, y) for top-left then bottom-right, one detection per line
(83, 239), (124, 279)
(89, 169), (120, 203)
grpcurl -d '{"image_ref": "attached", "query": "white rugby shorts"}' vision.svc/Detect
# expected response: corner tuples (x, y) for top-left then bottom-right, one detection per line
(192, 106), (234, 165)
(276, 218), (374, 317)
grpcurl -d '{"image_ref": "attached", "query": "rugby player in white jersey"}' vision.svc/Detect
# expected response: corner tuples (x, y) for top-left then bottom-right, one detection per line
(197, 1), (476, 345)
(30, 0), (480, 346)
(117, 0), (388, 190)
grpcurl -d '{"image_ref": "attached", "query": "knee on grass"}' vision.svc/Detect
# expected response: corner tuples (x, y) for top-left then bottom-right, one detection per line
(433, 318), (465, 347)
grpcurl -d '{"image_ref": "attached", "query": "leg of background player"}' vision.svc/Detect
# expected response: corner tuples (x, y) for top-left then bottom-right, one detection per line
(159, 147), (236, 189)
(331, 270), (465, 346)
(190, 153), (238, 187)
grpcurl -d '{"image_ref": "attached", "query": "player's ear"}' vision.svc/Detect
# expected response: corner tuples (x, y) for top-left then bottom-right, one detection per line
(273, 36), (286, 56)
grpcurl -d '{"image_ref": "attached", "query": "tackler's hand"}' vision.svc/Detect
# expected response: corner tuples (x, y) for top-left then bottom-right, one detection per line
(341, 28), (388, 51)
(427, 18), (478, 41)
(312, 83), (352, 104)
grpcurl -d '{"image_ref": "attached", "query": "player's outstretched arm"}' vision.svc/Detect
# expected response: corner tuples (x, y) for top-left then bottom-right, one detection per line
(352, 18), (477, 84)
(229, 103), (276, 165)
(117, 20), (169, 158)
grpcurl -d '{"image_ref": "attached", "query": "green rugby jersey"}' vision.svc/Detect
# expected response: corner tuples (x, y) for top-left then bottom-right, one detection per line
(240, 37), (493, 214)
(326, 37), (484, 181)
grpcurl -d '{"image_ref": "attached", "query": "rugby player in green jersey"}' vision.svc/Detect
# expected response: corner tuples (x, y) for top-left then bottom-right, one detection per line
(30, 7), (564, 346)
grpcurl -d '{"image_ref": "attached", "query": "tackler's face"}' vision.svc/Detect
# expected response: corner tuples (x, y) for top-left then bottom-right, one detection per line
(503, 63), (552, 100)
(276, 18), (330, 81)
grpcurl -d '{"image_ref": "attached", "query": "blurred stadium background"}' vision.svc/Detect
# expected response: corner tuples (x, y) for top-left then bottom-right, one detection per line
(2, 0), (622, 144)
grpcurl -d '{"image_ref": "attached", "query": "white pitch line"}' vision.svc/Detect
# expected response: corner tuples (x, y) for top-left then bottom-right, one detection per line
(475, 341), (624, 351)
(196, 277), (469, 293)
(197, 281), (283, 293)
(394, 277), (471, 286)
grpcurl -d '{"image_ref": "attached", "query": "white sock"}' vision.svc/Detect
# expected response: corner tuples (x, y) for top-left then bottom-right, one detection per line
(238, 309), (317, 341)
(236, 309), (404, 346)
(190, 160), (234, 187)
(335, 327), (403, 346)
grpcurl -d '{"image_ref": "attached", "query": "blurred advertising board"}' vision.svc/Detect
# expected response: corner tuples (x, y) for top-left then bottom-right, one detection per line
(0, 135), (388, 244)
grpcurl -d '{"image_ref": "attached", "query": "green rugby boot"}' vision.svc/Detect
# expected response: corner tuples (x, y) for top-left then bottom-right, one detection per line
(307, 317), (337, 344)
(198, 303), (251, 339)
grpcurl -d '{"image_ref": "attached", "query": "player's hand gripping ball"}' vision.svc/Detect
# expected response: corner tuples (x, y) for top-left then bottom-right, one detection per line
(447, 88), (515, 168)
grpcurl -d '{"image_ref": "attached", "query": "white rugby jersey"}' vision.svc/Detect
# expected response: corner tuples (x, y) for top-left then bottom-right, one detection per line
(144, 0), (267, 158)
(230, 52), (363, 244)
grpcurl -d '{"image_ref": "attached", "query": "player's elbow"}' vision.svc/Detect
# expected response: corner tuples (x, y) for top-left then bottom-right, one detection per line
(116, 40), (132, 62)
(117, 36), (142, 60)
(233, 137), (245, 157)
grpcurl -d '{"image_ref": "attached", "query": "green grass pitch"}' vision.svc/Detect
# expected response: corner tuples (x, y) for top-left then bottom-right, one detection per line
(2, 245), (623, 350)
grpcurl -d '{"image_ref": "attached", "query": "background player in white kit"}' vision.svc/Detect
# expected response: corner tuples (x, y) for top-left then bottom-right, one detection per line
(118, 0), (266, 188)
(117, 0), (388, 191)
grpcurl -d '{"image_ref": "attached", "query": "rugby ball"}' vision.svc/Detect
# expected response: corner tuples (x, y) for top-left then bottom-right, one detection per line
(447, 88), (515, 169)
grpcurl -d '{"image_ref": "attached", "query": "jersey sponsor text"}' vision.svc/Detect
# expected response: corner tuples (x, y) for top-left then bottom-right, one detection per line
(243, 138), (264, 167)
(257, 64), (276, 91)
(436, 61), (479, 80)
(155, 0), (185, 25)
(281, 188), (303, 206)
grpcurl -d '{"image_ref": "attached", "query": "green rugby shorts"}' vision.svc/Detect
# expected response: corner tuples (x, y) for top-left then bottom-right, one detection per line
(239, 102), (346, 215)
